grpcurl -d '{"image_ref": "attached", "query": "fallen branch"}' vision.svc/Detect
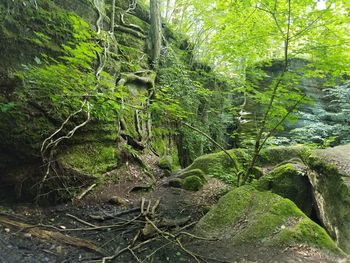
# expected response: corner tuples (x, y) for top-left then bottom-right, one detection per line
(0, 216), (104, 255)
(75, 183), (97, 200)
(66, 213), (97, 228)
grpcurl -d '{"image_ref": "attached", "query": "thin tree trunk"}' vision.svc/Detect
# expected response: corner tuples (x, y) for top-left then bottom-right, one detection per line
(242, 0), (293, 184)
(150, 0), (162, 69)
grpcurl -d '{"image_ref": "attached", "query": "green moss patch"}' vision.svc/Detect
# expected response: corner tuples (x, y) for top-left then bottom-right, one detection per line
(194, 186), (341, 254)
(158, 155), (173, 171)
(258, 145), (309, 165)
(183, 149), (249, 184)
(183, 175), (204, 191)
(59, 143), (117, 177)
(257, 163), (313, 216)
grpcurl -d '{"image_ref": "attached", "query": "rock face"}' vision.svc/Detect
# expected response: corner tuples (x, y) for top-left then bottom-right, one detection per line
(194, 186), (341, 256)
(306, 144), (350, 253)
(0, 0), (153, 199)
(257, 162), (313, 216)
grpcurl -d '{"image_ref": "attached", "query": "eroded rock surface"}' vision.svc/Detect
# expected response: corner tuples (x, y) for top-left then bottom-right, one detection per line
(307, 144), (350, 253)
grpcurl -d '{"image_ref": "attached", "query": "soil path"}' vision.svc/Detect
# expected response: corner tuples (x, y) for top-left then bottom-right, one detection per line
(0, 162), (348, 262)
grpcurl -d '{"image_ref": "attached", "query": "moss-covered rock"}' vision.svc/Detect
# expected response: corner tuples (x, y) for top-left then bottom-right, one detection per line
(178, 168), (206, 182)
(257, 163), (313, 216)
(257, 145), (309, 165)
(0, 0), (151, 186)
(183, 149), (250, 184)
(251, 165), (264, 179)
(168, 178), (183, 188)
(194, 186), (342, 254)
(305, 145), (350, 253)
(183, 176), (205, 191)
(158, 155), (173, 171)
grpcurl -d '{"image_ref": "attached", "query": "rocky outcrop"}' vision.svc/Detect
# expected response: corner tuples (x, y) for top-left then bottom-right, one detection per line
(0, 0), (153, 199)
(306, 144), (350, 253)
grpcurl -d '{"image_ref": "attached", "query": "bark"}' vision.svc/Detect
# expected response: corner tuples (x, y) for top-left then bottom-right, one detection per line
(150, 0), (162, 69)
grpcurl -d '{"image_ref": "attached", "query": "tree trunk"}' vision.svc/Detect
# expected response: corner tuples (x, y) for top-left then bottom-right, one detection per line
(165, 0), (171, 22)
(150, 0), (162, 69)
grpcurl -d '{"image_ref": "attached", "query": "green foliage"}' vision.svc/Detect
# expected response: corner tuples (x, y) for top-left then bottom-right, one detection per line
(17, 9), (121, 123)
(158, 155), (173, 171)
(290, 81), (350, 146)
(153, 44), (237, 165)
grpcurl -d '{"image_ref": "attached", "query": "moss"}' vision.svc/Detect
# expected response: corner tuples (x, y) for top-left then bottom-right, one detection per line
(183, 176), (204, 191)
(179, 169), (206, 183)
(275, 218), (339, 253)
(59, 143), (117, 177)
(257, 145), (309, 165)
(183, 149), (249, 184)
(304, 146), (350, 253)
(158, 155), (173, 171)
(195, 186), (341, 253)
(168, 178), (183, 188)
(251, 166), (264, 179)
(257, 163), (313, 216)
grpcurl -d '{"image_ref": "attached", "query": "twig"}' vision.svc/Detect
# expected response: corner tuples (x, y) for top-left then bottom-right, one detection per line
(66, 214), (97, 228)
(128, 247), (142, 263)
(175, 238), (201, 263)
(142, 241), (172, 262)
(89, 207), (139, 221)
(76, 183), (97, 200)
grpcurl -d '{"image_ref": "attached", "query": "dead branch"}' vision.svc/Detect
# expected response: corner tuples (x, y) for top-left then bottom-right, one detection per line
(89, 207), (140, 221)
(66, 213), (97, 228)
(75, 183), (97, 200)
(0, 216), (105, 255)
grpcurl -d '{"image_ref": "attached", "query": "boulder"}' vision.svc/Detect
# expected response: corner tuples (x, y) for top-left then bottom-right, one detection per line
(306, 144), (350, 253)
(194, 186), (341, 255)
(157, 155), (173, 171)
(183, 176), (204, 191)
(182, 149), (249, 184)
(257, 162), (313, 216)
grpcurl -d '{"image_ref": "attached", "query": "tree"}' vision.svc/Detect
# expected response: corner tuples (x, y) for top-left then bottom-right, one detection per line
(164, 0), (349, 182)
(150, 0), (162, 68)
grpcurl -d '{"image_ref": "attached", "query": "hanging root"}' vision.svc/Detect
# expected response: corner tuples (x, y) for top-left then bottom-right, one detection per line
(37, 0), (119, 200)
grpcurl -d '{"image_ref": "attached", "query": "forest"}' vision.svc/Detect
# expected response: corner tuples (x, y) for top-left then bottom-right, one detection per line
(0, 0), (349, 262)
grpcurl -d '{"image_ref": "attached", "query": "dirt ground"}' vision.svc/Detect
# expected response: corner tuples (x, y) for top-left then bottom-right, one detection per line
(0, 160), (348, 263)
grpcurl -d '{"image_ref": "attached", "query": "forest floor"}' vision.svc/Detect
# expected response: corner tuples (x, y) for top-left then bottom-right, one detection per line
(0, 158), (348, 263)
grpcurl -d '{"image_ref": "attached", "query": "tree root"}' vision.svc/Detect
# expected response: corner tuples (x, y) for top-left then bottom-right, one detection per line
(115, 24), (146, 39)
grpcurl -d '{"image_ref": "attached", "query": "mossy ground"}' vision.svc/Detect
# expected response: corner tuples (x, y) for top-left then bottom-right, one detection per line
(182, 176), (204, 191)
(194, 186), (342, 254)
